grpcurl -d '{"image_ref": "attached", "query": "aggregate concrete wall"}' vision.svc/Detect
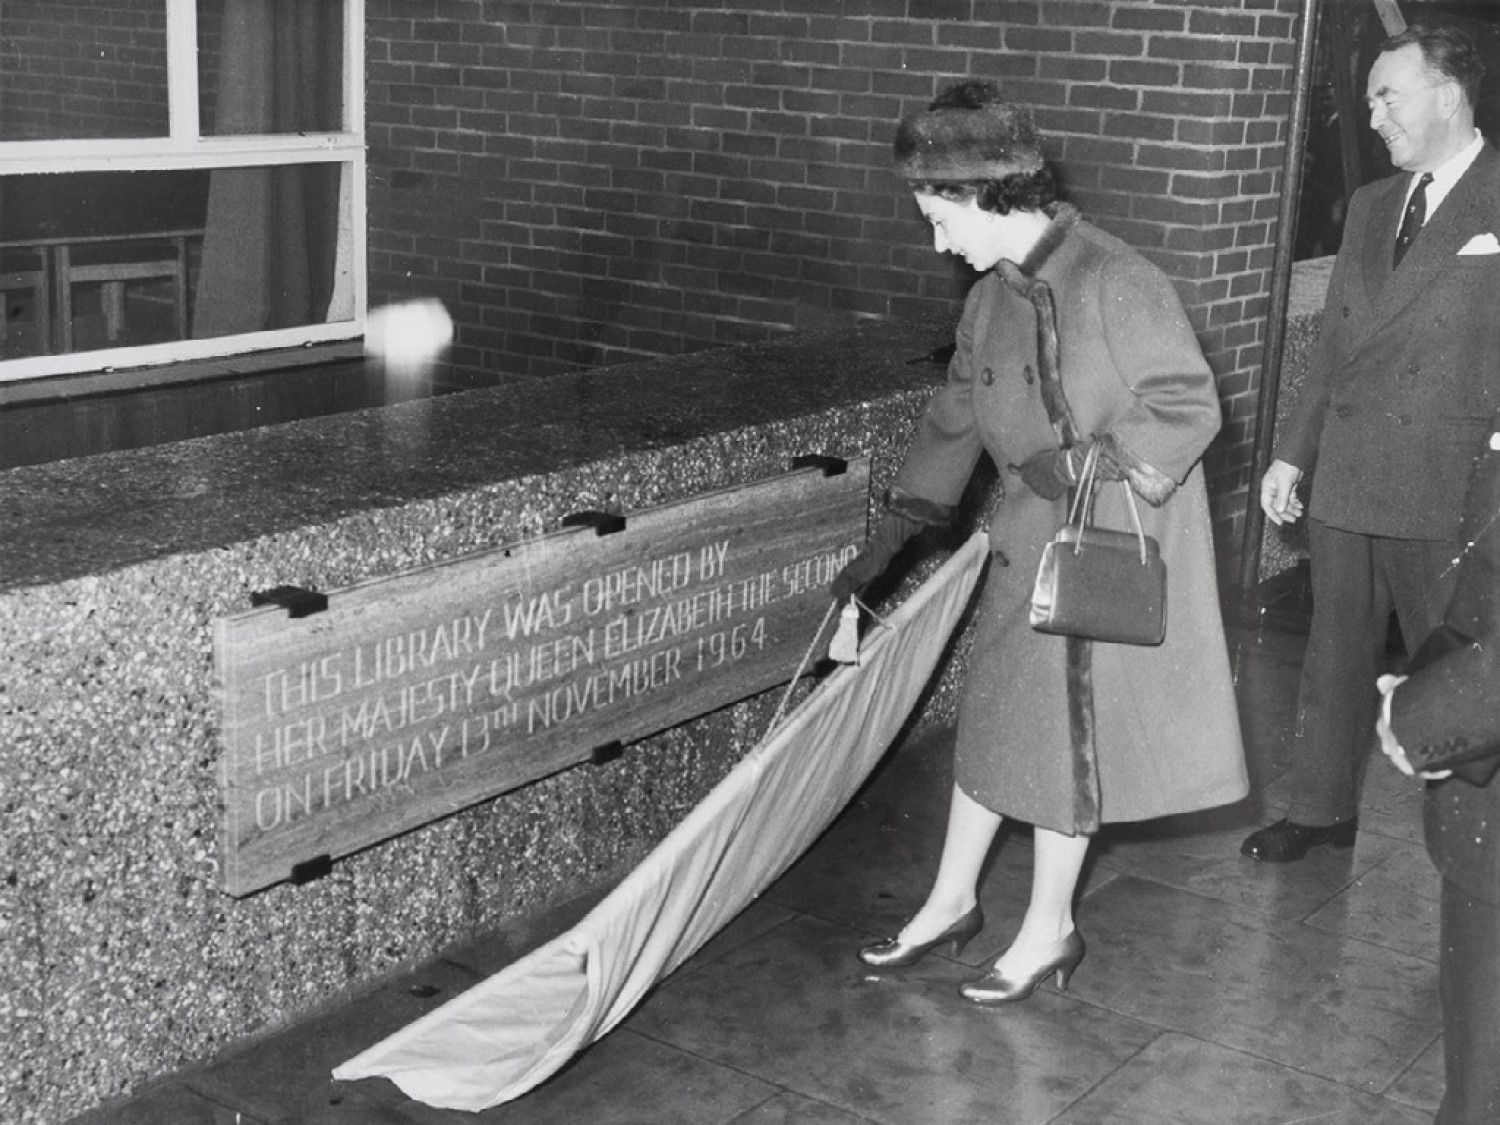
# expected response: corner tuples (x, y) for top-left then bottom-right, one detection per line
(0, 318), (982, 1122)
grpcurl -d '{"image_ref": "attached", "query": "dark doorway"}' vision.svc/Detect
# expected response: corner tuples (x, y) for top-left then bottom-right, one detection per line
(1295, 0), (1500, 260)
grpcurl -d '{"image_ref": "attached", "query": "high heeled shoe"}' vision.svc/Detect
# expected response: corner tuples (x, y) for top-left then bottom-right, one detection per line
(958, 930), (1085, 1004)
(857, 905), (984, 969)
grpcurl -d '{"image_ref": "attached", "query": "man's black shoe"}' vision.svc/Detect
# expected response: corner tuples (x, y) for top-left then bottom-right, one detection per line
(1240, 818), (1358, 863)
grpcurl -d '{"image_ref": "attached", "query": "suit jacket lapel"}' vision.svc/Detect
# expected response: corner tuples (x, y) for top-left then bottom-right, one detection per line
(1371, 145), (1500, 326)
(1359, 174), (1405, 301)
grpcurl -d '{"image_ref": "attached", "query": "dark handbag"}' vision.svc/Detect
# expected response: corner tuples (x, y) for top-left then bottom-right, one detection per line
(1029, 445), (1167, 646)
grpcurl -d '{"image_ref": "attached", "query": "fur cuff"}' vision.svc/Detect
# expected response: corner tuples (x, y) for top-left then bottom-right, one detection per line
(1097, 432), (1177, 506)
(885, 488), (954, 527)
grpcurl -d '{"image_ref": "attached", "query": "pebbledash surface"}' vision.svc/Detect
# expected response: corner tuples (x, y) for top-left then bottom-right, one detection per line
(0, 316), (993, 1123)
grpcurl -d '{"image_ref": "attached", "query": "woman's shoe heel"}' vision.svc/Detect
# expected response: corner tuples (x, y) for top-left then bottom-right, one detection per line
(959, 930), (1085, 1005)
(948, 928), (977, 959)
(1053, 960), (1076, 993)
(857, 905), (984, 970)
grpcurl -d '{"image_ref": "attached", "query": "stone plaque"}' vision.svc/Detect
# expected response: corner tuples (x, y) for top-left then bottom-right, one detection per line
(214, 458), (869, 895)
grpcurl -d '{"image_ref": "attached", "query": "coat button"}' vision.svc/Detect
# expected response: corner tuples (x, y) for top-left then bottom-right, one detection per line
(1407, 362), (1420, 377)
(1399, 413), (1413, 425)
(1335, 405), (1353, 418)
(1022, 364), (1035, 385)
(1342, 306), (1351, 318)
(980, 367), (995, 386)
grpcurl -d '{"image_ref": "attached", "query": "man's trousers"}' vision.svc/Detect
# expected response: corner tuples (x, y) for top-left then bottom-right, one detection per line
(1287, 521), (1460, 825)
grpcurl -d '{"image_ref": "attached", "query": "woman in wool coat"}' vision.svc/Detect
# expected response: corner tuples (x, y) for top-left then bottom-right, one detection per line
(835, 81), (1248, 1002)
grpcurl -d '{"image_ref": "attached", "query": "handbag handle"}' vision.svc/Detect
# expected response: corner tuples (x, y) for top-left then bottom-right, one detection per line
(1065, 443), (1150, 566)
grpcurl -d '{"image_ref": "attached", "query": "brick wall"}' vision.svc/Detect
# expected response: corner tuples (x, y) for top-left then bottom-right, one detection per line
(366, 0), (1300, 561)
(0, 0), (168, 141)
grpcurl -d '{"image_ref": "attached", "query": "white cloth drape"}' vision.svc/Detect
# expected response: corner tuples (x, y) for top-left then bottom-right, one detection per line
(332, 532), (988, 1111)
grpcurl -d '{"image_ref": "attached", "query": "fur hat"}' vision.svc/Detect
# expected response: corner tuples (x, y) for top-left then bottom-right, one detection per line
(893, 84), (1044, 182)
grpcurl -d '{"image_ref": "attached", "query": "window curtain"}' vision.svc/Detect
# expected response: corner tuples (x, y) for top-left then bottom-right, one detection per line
(192, 1), (342, 338)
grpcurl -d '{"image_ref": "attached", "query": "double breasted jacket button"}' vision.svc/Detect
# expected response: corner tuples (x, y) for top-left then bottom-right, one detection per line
(1022, 364), (1035, 385)
(980, 367), (995, 386)
(1398, 413), (1413, 425)
(1334, 405), (1353, 418)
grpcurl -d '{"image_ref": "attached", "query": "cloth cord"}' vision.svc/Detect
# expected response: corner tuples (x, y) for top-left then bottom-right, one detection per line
(767, 599), (840, 736)
(767, 595), (895, 736)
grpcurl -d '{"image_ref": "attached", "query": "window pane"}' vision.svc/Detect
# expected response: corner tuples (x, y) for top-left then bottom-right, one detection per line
(0, 0), (170, 141)
(197, 0), (345, 136)
(1, 164), (351, 361)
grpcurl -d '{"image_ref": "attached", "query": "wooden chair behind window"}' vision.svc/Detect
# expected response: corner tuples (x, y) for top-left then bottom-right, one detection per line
(54, 232), (195, 351)
(1, 257), (51, 357)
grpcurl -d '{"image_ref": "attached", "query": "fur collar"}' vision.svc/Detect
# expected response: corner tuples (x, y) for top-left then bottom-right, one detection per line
(1015, 203), (1081, 276)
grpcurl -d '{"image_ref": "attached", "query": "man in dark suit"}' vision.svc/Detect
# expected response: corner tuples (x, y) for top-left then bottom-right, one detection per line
(1376, 413), (1500, 1125)
(1243, 21), (1500, 862)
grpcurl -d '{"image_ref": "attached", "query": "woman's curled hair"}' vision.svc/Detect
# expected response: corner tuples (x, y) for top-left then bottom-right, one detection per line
(912, 166), (1059, 215)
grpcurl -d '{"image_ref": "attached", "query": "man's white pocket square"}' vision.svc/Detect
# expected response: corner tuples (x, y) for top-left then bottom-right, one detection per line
(1457, 232), (1500, 255)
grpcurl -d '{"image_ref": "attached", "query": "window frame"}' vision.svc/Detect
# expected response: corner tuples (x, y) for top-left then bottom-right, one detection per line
(0, 0), (367, 384)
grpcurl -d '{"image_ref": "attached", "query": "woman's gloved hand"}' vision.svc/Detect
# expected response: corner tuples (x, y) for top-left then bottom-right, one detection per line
(1015, 437), (1125, 499)
(1016, 446), (1082, 500)
(831, 492), (952, 602)
(831, 509), (927, 602)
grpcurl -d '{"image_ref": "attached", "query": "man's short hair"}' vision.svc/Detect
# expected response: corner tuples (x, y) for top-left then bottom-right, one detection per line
(1382, 20), (1486, 110)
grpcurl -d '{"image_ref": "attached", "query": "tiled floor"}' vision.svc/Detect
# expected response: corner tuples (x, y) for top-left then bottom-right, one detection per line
(74, 618), (1446, 1124)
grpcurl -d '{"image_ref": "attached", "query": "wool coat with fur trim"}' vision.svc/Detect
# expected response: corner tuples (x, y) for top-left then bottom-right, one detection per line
(894, 208), (1248, 834)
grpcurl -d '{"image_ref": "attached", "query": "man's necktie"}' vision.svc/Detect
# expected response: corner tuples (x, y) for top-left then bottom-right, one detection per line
(1393, 172), (1433, 268)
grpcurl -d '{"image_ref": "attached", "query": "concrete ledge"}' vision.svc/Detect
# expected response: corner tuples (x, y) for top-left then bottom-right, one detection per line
(0, 317), (977, 1122)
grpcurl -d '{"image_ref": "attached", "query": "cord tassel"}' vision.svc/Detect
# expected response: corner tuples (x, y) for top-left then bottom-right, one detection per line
(828, 598), (863, 665)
